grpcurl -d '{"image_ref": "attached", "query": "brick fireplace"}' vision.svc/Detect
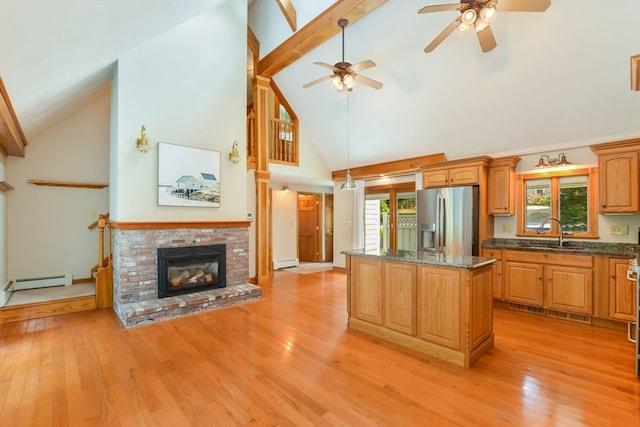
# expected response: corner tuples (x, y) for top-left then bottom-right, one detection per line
(111, 222), (261, 327)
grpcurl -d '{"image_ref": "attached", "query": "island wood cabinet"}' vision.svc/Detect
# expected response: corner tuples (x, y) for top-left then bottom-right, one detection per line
(487, 156), (520, 216)
(504, 250), (593, 315)
(347, 255), (494, 367)
(608, 257), (637, 321)
(591, 139), (640, 214)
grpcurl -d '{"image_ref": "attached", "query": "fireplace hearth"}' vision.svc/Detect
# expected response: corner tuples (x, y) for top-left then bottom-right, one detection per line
(157, 245), (226, 298)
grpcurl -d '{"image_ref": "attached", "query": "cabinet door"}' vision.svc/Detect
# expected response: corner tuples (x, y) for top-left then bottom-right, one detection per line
(482, 249), (503, 299)
(609, 258), (637, 321)
(544, 266), (593, 314)
(383, 262), (416, 335)
(598, 151), (639, 213)
(417, 266), (461, 349)
(487, 166), (512, 215)
(352, 257), (383, 325)
(422, 169), (448, 187)
(505, 261), (544, 306)
(448, 166), (478, 186)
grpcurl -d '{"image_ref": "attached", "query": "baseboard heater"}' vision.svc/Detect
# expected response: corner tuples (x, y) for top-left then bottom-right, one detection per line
(0, 280), (14, 307)
(273, 258), (299, 270)
(12, 274), (72, 291)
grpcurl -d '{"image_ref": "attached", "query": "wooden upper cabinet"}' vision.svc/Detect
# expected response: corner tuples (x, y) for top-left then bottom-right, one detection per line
(591, 139), (640, 214)
(421, 156), (491, 188)
(487, 156), (520, 216)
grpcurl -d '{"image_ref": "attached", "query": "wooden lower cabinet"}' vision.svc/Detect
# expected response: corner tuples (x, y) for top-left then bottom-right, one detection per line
(544, 265), (593, 314)
(505, 261), (544, 306)
(503, 250), (593, 315)
(346, 255), (494, 367)
(609, 257), (637, 321)
(482, 249), (503, 299)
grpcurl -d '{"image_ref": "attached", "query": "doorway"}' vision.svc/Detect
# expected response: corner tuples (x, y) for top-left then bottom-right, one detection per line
(364, 184), (417, 251)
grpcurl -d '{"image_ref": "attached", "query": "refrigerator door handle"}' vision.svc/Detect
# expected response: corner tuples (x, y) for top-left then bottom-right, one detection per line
(437, 194), (445, 252)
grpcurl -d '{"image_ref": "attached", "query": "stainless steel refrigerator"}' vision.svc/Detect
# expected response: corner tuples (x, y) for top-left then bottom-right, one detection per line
(416, 185), (479, 256)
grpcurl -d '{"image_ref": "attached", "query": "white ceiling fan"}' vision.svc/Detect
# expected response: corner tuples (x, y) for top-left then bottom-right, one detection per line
(419, 0), (551, 53)
(303, 19), (383, 92)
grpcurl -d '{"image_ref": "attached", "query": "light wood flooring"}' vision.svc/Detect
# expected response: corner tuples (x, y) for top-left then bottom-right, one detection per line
(1, 269), (638, 426)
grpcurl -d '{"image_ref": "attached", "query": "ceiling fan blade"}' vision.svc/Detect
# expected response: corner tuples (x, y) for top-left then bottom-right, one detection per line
(313, 62), (336, 71)
(497, 0), (550, 12)
(303, 75), (332, 89)
(354, 74), (383, 90)
(424, 18), (460, 53)
(418, 3), (462, 14)
(350, 60), (376, 73)
(476, 26), (497, 53)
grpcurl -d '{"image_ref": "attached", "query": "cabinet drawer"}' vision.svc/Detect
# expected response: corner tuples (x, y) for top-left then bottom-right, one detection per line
(482, 249), (502, 260)
(504, 250), (593, 268)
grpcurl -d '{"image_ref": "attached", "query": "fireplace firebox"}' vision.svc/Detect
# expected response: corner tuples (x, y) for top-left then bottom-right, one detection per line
(157, 245), (226, 298)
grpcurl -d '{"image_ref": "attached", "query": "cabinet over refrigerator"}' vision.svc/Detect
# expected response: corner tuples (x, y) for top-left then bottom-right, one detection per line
(416, 185), (479, 256)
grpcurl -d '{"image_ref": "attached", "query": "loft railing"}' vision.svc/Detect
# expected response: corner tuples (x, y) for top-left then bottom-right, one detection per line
(88, 213), (112, 308)
(246, 108), (299, 167)
(269, 118), (298, 165)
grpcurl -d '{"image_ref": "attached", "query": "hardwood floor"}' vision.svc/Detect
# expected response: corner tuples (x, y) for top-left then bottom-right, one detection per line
(1, 269), (638, 426)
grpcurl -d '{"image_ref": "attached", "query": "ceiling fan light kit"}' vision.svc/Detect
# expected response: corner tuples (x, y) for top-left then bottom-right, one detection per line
(419, 0), (550, 53)
(303, 18), (383, 92)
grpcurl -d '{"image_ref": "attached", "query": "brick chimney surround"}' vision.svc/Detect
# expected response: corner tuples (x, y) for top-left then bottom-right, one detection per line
(111, 222), (260, 327)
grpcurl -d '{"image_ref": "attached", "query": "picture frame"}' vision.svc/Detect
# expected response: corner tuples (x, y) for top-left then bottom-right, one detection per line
(158, 142), (221, 207)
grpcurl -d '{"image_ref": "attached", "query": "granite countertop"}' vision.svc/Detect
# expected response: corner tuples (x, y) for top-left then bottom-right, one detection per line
(341, 248), (496, 269)
(482, 238), (639, 257)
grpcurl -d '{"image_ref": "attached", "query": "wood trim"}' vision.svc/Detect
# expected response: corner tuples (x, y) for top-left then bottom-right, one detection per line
(590, 137), (640, 154)
(257, 0), (388, 78)
(0, 181), (14, 192)
(275, 0), (297, 32)
(632, 54), (640, 91)
(332, 153), (446, 181)
(0, 296), (96, 324)
(110, 221), (250, 230)
(28, 180), (108, 189)
(0, 75), (28, 157)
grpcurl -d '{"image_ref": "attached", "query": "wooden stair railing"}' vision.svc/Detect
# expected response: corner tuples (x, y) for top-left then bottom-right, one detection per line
(269, 118), (297, 165)
(88, 213), (112, 308)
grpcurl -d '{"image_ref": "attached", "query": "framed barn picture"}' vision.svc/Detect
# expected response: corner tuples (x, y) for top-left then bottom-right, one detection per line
(157, 142), (221, 207)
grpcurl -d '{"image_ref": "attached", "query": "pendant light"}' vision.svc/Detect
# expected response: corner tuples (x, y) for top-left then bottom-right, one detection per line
(341, 93), (356, 190)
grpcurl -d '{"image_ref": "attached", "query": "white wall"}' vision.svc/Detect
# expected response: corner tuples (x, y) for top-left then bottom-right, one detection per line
(272, 188), (298, 266)
(6, 82), (111, 280)
(111, 3), (247, 222)
(492, 145), (640, 244)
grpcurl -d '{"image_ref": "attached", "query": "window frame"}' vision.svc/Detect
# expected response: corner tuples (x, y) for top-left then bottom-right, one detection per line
(515, 167), (599, 239)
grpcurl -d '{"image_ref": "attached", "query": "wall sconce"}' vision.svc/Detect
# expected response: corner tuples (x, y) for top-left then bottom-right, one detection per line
(534, 152), (572, 169)
(136, 125), (151, 154)
(228, 140), (241, 164)
(282, 184), (290, 192)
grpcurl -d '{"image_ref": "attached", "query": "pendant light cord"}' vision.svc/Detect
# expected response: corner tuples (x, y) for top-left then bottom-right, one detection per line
(346, 92), (350, 174)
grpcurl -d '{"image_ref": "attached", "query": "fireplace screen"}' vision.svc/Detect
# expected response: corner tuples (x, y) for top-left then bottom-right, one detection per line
(157, 245), (226, 298)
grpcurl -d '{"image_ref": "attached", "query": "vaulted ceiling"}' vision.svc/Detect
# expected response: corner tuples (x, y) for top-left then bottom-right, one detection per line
(1, 0), (639, 177)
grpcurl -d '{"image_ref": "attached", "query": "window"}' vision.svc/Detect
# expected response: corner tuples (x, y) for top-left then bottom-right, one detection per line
(516, 168), (598, 238)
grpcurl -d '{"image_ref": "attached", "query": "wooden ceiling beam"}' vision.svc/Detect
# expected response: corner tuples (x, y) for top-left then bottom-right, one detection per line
(257, 0), (388, 78)
(275, 0), (297, 32)
(0, 76), (27, 157)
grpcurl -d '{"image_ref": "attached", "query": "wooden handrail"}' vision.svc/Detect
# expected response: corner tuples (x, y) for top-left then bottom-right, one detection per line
(88, 212), (110, 230)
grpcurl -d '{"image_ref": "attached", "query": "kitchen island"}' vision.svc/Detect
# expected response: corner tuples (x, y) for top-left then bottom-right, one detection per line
(342, 248), (496, 368)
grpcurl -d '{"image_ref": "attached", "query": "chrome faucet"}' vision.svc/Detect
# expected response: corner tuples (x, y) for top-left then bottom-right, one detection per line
(538, 216), (564, 247)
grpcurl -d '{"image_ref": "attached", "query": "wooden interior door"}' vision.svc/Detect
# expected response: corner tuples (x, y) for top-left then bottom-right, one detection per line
(324, 195), (333, 262)
(298, 194), (320, 262)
